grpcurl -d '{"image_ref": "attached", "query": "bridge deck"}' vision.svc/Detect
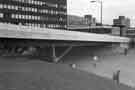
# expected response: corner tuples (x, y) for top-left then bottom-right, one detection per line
(0, 23), (130, 43)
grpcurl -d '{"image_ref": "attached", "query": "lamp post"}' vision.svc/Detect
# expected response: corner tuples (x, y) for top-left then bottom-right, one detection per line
(90, 0), (103, 25)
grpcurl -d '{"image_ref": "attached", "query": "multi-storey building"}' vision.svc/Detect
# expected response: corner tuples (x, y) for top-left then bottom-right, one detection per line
(0, 0), (67, 29)
(127, 28), (135, 38)
(113, 16), (131, 36)
(113, 16), (131, 28)
(84, 15), (96, 26)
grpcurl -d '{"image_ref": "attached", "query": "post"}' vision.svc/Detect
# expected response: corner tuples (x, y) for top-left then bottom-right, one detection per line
(101, 1), (103, 25)
(90, 0), (103, 25)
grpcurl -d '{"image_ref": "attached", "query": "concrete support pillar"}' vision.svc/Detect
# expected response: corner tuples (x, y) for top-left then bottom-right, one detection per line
(50, 45), (73, 63)
(120, 42), (129, 55)
(11, 46), (16, 55)
(129, 38), (135, 48)
(51, 44), (58, 63)
(120, 26), (127, 37)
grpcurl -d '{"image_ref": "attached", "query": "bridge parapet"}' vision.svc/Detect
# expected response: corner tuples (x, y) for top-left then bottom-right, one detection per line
(0, 23), (130, 43)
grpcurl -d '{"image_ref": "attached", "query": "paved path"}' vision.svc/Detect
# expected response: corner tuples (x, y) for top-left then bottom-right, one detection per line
(63, 49), (135, 87)
(0, 57), (132, 90)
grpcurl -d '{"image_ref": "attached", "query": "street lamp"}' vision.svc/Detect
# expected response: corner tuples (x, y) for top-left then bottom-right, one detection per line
(90, 0), (103, 25)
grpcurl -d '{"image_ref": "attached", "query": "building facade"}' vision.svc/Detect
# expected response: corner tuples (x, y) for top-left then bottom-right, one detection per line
(113, 16), (131, 36)
(127, 28), (135, 38)
(0, 0), (67, 29)
(84, 15), (92, 25)
(84, 15), (96, 26)
(113, 16), (130, 28)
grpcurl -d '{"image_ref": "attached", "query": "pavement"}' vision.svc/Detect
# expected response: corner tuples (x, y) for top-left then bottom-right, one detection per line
(62, 47), (135, 87)
(0, 56), (133, 90)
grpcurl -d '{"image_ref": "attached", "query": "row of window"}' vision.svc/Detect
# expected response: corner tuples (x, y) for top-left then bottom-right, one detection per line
(0, 12), (66, 22)
(0, 13), (3, 18)
(12, 0), (66, 9)
(0, 4), (66, 15)
(11, 14), (66, 22)
(22, 23), (66, 29)
(3, 21), (66, 29)
(12, 14), (41, 20)
(48, 24), (66, 28)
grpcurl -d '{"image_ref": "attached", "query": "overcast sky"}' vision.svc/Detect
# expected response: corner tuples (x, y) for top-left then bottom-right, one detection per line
(67, 0), (135, 26)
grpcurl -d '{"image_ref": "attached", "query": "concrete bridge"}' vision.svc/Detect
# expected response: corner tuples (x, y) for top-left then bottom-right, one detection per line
(0, 23), (132, 62)
(0, 23), (130, 43)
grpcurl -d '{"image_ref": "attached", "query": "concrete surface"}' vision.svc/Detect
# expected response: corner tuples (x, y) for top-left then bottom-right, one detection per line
(62, 46), (135, 87)
(0, 57), (133, 90)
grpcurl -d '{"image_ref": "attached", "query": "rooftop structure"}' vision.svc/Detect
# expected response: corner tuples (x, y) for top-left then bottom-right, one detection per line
(113, 16), (131, 36)
(113, 16), (130, 28)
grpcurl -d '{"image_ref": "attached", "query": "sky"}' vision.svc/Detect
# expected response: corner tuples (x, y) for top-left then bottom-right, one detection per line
(67, 0), (135, 26)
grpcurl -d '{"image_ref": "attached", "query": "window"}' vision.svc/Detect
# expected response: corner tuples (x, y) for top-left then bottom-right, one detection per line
(0, 13), (3, 18)
(11, 5), (15, 10)
(19, 15), (22, 19)
(22, 15), (25, 19)
(7, 5), (11, 9)
(0, 4), (3, 9)
(11, 14), (15, 18)
(15, 14), (19, 19)
(15, 6), (18, 10)
(3, 5), (7, 9)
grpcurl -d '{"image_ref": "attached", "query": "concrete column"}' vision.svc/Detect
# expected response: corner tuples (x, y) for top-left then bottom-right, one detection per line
(120, 26), (127, 37)
(120, 42), (129, 55)
(47, 45), (73, 63)
(51, 44), (58, 63)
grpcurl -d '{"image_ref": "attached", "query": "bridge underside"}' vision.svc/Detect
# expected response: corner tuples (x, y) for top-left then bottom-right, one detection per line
(0, 38), (114, 46)
(0, 38), (117, 62)
(0, 23), (131, 62)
